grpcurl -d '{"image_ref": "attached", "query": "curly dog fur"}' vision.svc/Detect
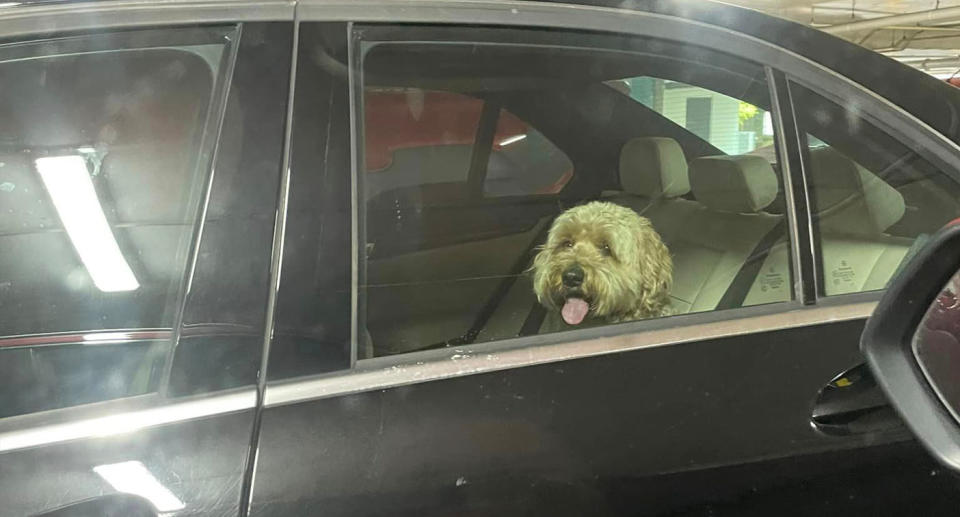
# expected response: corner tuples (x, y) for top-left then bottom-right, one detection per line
(532, 201), (672, 328)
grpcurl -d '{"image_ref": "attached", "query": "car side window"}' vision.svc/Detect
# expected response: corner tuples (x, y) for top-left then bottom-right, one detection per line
(610, 77), (775, 157)
(789, 80), (960, 296)
(357, 29), (794, 360)
(0, 28), (233, 417)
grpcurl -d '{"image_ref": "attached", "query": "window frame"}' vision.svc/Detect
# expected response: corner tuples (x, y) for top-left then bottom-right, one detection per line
(0, 26), (240, 415)
(783, 74), (960, 303)
(348, 23), (806, 365)
(0, 16), (293, 446)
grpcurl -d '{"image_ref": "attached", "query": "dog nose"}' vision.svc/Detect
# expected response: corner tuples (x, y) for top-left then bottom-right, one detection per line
(562, 266), (584, 287)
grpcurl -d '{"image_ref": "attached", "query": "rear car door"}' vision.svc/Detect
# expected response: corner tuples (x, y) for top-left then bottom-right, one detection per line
(247, 2), (960, 516)
(0, 6), (293, 515)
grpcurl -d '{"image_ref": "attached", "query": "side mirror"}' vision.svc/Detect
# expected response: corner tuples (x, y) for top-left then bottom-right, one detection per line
(862, 220), (960, 472)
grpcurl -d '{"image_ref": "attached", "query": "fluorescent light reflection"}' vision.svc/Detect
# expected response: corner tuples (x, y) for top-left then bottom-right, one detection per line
(94, 461), (185, 513)
(83, 332), (133, 343)
(36, 155), (139, 292)
(499, 134), (527, 146)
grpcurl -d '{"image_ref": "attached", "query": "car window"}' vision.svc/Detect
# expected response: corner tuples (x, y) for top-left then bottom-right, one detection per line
(363, 88), (572, 199)
(609, 77), (775, 157)
(0, 29), (232, 417)
(789, 80), (960, 297)
(357, 31), (793, 360)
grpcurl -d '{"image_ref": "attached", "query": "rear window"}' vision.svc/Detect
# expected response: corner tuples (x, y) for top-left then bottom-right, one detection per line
(363, 87), (572, 200)
(486, 108), (573, 197)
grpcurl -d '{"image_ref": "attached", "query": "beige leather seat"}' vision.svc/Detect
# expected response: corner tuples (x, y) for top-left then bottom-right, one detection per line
(603, 137), (692, 215)
(661, 154), (791, 313)
(608, 139), (791, 313)
(809, 147), (912, 295)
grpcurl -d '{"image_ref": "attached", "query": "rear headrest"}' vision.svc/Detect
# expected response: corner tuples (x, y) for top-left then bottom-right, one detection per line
(618, 137), (690, 198)
(689, 154), (778, 213)
(808, 147), (904, 234)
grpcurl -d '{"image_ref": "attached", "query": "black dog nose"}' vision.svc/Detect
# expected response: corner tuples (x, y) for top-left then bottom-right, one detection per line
(562, 266), (584, 287)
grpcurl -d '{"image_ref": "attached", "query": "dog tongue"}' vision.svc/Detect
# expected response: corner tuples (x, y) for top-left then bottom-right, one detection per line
(561, 298), (589, 325)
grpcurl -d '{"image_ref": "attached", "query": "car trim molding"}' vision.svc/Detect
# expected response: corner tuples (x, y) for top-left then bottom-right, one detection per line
(263, 301), (876, 408)
(0, 389), (256, 453)
(0, 0), (294, 38)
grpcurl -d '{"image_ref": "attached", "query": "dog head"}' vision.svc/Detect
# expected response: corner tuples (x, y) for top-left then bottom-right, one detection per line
(532, 201), (671, 325)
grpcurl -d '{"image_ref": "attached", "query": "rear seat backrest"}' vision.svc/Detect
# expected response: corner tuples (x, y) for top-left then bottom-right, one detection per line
(609, 140), (791, 313)
(667, 154), (790, 313)
(809, 147), (912, 295)
(688, 155), (778, 214)
(605, 137), (690, 214)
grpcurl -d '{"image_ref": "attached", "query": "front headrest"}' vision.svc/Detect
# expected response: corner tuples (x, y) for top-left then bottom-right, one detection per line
(618, 137), (690, 198)
(689, 154), (778, 213)
(808, 147), (904, 234)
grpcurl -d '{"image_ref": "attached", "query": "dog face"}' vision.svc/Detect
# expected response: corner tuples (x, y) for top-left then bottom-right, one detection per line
(532, 201), (672, 325)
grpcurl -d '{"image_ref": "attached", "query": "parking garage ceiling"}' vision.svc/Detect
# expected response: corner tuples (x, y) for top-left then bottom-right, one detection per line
(727, 0), (960, 77)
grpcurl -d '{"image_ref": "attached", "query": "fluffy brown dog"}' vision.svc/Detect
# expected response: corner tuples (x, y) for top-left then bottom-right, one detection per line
(532, 201), (672, 328)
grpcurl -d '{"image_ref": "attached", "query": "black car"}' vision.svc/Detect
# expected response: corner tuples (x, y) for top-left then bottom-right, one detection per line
(4, 0), (960, 515)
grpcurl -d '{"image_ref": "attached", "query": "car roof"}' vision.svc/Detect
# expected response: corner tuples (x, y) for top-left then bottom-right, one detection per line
(4, 0), (959, 143)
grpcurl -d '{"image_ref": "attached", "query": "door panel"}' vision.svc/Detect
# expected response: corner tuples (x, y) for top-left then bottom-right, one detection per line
(250, 318), (917, 516)
(0, 21), (293, 516)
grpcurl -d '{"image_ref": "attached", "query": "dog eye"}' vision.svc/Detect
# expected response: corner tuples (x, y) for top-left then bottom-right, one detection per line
(560, 239), (574, 249)
(600, 243), (613, 257)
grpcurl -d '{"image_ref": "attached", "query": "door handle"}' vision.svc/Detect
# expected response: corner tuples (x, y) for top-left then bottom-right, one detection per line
(811, 363), (905, 436)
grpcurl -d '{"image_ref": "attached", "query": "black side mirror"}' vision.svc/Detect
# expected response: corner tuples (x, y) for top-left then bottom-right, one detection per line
(862, 220), (960, 471)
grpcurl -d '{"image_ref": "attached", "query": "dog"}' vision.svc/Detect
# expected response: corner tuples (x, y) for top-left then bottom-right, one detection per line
(532, 201), (672, 329)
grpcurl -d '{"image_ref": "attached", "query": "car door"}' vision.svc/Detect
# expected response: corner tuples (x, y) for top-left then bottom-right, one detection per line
(245, 3), (960, 516)
(0, 6), (293, 516)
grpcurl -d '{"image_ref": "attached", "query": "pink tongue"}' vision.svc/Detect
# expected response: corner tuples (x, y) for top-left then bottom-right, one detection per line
(561, 298), (589, 325)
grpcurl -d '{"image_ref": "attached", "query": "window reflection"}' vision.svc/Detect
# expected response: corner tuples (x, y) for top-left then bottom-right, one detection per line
(36, 154), (140, 292)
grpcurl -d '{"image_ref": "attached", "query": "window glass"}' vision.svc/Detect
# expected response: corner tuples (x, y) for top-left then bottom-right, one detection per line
(485, 109), (573, 197)
(0, 29), (230, 417)
(364, 88), (479, 200)
(359, 35), (791, 359)
(789, 80), (960, 296)
(610, 77), (775, 157)
(362, 89), (572, 200)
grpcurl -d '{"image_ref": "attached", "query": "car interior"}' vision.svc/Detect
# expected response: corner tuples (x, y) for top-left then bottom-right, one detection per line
(358, 34), (960, 359)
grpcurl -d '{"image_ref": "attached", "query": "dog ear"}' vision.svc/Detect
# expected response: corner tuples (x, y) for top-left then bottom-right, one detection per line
(527, 245), (548, 274)
(633, 219), (673, 317)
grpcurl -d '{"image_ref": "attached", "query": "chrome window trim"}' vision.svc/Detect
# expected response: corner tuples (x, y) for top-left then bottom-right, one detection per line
(348, 20), (361, 368)
(0, 0), (294, 38)
(0, 388), (256, 453)
(264, 300), (876, 408)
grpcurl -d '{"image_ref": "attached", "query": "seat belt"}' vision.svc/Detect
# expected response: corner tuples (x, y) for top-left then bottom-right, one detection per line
(418, 212), (558, 351)
(715, 219), (787, 311)
(519, 303), (547, 336)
